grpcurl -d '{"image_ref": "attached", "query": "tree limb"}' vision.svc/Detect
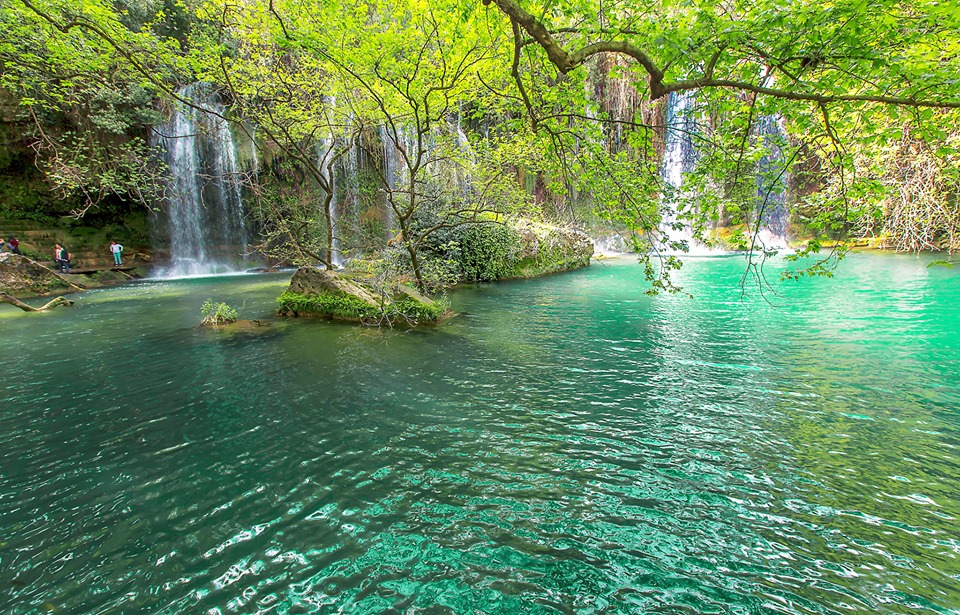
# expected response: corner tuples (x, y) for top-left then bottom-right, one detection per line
(483, 0), (960, 109)
(1, 293), (74, 312)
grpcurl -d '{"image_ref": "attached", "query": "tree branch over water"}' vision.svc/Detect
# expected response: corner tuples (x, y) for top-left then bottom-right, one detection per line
(482, 0), (960, 109)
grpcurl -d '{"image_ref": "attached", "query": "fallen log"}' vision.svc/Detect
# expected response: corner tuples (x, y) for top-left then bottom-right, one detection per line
(1, 293), (75, 312)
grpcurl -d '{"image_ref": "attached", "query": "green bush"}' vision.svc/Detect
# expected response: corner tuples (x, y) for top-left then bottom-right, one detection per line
(276, 290), (380, 320)
(456, 223), (521, 282)
(276, 290), (449, 324)
(200, 299), (238, 326)
(509, 229), (588, 278)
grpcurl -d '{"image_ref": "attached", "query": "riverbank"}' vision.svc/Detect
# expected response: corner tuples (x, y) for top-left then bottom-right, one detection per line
(0, 252), (148, 299)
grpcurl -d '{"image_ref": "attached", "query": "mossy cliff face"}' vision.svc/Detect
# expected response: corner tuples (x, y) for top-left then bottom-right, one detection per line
(509, 220), (593, 279)
(277, 268), (450, 325)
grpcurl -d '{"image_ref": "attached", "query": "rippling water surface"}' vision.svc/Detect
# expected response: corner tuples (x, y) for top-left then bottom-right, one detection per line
(1, 254), (958, 614)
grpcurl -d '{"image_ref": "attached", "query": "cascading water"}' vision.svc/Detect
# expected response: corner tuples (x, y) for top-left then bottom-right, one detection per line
(379, 124), (421, 234)
(593, 233), (630, 256)
(309, 120), (479, 258)
(753, 114), (790, 251)
(377, 125), (402, 237)
(155, 84), (248, 277)
(658, 92), (792, 255)
(659, 91), (708, 254)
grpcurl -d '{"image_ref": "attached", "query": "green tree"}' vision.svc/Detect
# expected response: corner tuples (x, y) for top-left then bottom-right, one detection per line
(8, 0), (960, 291)
(0, 0), (178, 216)
(480, 0), (960, 282)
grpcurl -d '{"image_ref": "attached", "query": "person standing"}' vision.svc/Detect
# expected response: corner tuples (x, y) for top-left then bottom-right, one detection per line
(109, 241), (124, 266)
(54, 243), (70, 273)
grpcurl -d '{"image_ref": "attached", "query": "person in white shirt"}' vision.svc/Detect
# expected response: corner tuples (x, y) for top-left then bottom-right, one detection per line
(110, 241), (124, 266)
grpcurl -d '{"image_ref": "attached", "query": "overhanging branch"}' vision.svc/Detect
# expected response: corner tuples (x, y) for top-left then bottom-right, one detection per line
(482, 0), (960, 109)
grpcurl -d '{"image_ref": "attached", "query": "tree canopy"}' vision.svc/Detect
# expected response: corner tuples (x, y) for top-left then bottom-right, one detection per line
(2, 0), (958, 289)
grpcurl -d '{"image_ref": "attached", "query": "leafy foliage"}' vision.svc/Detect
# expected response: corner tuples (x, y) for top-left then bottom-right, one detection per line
(455, 223), (522, 282)
(3, 0), (960, 293)
(276, 290), (450, 325)
(200, 299), (238, 325)
(0, 0), (176, 217)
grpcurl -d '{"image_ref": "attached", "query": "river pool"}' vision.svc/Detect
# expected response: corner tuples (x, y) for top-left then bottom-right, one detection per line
(1, 254), (958, 614)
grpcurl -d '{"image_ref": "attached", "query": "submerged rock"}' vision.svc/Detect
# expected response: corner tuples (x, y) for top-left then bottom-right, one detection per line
(199, 318), (271, 332)
(277, 267), (450, 325)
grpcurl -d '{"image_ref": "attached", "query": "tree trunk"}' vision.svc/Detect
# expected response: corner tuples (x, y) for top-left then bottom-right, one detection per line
(1, 293), (74, 312)
(404, 237), (426, 293)
(397, 220), (426, 293)
(401, 174), (427, 293)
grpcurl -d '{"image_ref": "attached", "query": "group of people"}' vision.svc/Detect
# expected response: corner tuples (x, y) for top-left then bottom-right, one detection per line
(51, 242), (124, 273)
(53, 244), (71, 273)
(0, 236), (22, 255)
(50, 241), (124, 273)
(0, 236), (125, 273)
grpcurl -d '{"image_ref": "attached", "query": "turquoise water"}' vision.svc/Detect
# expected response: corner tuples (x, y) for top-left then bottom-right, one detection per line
(1, 254), (958, 614)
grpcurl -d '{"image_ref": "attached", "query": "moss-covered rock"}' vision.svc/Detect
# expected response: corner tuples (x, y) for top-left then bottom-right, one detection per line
(507, 220), (593, 279)
(384, 285), (451, 324)
(277, 267), (450, 325)
(277, 289), (380, 321)
(286, 267), (381, 305)
(435, 217), (593, 284)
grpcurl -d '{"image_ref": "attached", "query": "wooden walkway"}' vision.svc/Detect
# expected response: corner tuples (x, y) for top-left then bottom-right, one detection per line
(66, 265), (139, 275)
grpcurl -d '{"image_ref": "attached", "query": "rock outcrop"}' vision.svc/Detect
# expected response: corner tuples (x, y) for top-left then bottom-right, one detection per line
(0, 253), (74, 297)
(0, 252), (147, 298)
(274, 218), (592, 327)
(286, 267), (381, 306)
(508, 219), (594, 278)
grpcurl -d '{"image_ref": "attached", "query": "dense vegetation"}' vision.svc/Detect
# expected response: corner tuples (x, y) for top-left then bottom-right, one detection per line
(1, 0), (958, 291)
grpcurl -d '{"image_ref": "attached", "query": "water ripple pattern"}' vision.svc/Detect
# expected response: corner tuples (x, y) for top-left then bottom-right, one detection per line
(0, 256), (958, 614)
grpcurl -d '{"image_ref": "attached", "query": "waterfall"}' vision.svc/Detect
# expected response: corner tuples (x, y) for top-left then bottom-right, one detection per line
(593, 233), (630, 256)
(378, 125), (398, 235)
(309, 120), (476, 257)
(658, 92), (790, 254)
(379, 125), (421, 235)
(754, 114), (790, 251)
(155, 84), (248, 277)
(250, 126), (262, 222)
(659, 91), (707, 254)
